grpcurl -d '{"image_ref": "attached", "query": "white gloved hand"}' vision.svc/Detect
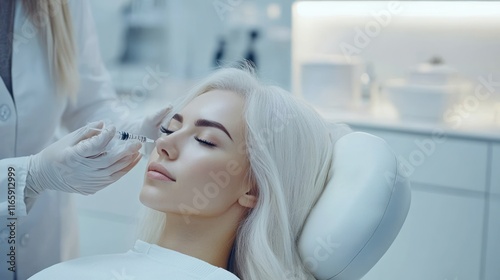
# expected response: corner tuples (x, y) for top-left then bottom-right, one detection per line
(128, 105), (173, 141)
(26, 121), (142, 196)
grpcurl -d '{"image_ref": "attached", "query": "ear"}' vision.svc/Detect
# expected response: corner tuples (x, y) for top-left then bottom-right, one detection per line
(238, 192), (257, 209)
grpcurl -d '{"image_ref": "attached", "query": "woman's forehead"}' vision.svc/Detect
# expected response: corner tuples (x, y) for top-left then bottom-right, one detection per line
(179, 90), (246, 137)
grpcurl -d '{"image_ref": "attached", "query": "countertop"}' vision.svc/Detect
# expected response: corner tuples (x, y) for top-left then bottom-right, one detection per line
(316, 105), (500, 143)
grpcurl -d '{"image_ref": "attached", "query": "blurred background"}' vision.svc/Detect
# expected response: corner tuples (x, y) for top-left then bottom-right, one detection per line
(89, 0), (291, 94)
(76, 1), (500, 280)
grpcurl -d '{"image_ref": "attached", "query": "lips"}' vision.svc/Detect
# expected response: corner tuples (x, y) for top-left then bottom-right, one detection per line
(147, 162), (176, 182)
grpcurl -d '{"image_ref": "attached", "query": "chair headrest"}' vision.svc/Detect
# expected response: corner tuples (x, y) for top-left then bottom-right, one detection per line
(298, 132), (411, 280)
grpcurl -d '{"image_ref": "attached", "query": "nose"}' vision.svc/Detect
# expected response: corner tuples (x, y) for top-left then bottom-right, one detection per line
(155, 134), (179, 160)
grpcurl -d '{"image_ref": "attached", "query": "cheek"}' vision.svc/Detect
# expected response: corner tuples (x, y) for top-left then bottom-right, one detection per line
(185, 156), (231, 192)
(181, 155), (248, 212)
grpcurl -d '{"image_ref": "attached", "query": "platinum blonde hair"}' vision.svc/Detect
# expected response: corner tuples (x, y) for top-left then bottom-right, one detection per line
(139, 66), (334, 279)
(22, 0), (79, 101)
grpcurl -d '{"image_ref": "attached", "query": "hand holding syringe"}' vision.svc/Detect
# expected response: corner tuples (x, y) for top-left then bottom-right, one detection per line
(26, 121), (144, 197)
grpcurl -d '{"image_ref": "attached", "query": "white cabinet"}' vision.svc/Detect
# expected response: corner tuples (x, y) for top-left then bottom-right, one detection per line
(363, 190), (484, 280)
(485, 144), (500, 280)
(490, 144), (500, 196)
(356, 128), (488, 192)
(350, 126), (496, 280)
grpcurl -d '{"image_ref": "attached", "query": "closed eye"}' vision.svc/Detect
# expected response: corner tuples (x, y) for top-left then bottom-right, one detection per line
(160, 126), (217, 148)
(195, 137), (216, 147)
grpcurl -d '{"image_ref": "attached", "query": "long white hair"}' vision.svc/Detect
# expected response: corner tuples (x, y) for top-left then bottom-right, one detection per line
(139, 66), (334, 279)
(22, 0), (79, 101)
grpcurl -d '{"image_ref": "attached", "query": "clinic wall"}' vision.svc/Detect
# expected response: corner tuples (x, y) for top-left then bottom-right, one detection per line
(87, 0), (127, 66)
(89, 0), (292, 90)
(162, 0), (292, 89)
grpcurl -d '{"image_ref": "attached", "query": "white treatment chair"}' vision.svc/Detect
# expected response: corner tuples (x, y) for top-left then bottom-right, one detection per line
(298, 131), (412, 280)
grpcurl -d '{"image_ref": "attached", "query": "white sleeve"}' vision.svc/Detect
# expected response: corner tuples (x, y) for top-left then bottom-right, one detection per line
(60, 0), (125, 132)
(0, 156), (35, 217)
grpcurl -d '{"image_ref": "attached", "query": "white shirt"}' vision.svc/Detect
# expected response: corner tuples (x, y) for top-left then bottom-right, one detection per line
(29, 240), (240, 280)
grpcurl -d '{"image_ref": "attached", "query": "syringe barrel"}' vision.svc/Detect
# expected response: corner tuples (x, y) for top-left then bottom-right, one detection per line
(116, 131), (148, 143)
(89, 127), (152, 143)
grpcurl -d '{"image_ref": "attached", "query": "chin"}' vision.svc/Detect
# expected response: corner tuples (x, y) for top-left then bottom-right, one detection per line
(139, 183), (167, 211)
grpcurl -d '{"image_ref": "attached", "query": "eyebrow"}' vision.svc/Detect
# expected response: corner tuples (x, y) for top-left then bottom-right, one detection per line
(172, 113), (233, 141)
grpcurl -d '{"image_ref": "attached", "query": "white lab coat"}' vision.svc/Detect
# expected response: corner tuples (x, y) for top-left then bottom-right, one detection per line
(0, 1), (121, 279)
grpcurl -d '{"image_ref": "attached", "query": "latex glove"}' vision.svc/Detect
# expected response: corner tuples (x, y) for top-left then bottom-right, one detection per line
(128, 105), (173, 141)
(26, 121), (142, 196)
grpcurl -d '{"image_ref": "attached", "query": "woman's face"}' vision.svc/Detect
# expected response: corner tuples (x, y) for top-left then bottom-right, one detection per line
(140, 90), (254, 220)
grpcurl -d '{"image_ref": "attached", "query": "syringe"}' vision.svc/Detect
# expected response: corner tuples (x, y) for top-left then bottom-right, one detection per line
(90, 128), (155, 143)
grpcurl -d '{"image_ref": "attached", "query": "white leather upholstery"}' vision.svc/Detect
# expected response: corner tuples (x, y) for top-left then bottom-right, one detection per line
(298, 132), (412, 280)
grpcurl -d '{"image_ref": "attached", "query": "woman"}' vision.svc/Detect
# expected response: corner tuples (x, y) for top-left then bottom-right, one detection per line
(0, 0), (170, 278)
(29, 67), (335, 279)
